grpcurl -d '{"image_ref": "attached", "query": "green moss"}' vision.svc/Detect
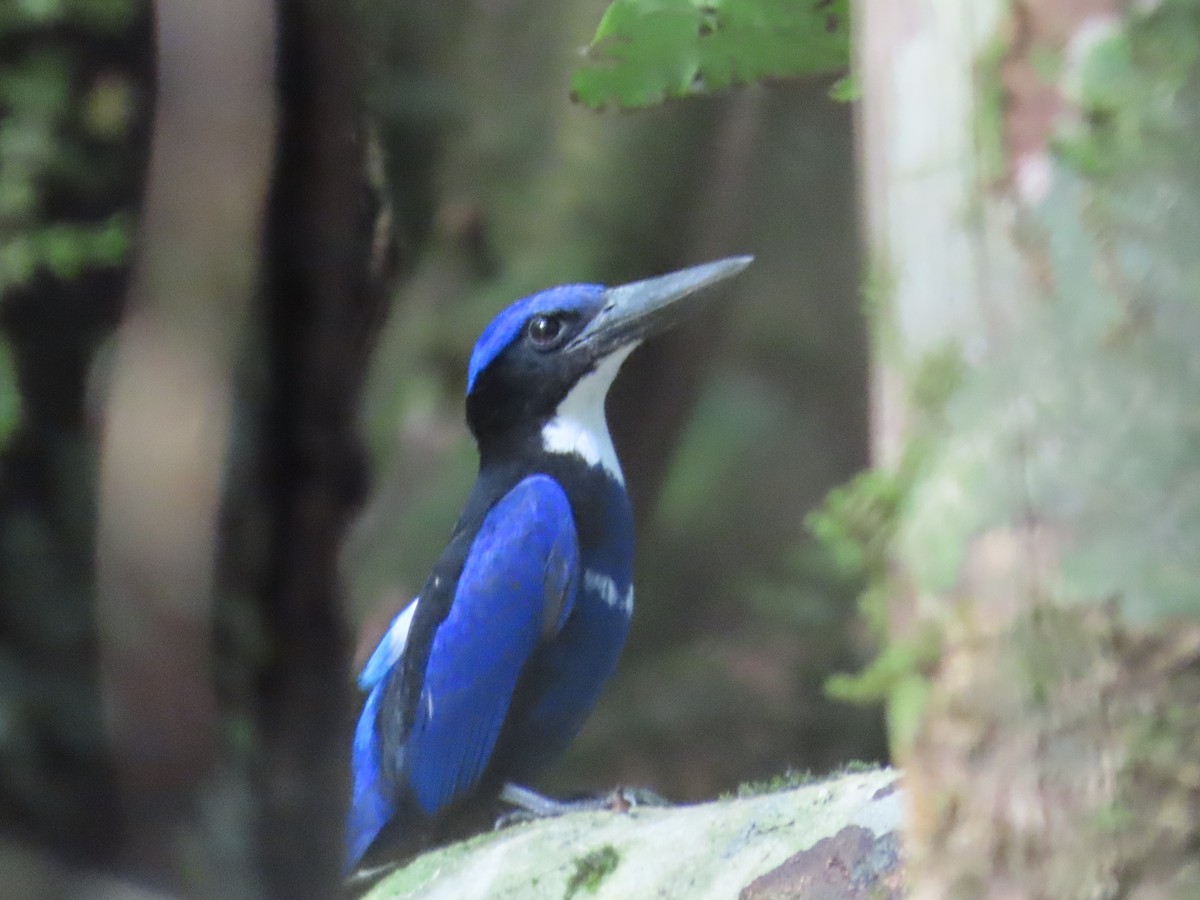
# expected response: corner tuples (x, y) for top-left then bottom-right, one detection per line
(722, 762), (882, 801)
(836, 759), (880, 775)
(973, 29), (1012, 185)
(860, 255), (896, 333)
(724, 768), (817, 800)
(1011, 604), (1107, 709)
(1060, 31), (1140, 174)
(811, 425), (946, 738)
(909, 342), (967, 425)
(564, 845), (620, 899)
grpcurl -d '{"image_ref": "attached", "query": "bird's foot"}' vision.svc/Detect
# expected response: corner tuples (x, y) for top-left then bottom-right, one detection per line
(606, 785), (670, 811)
(495, 783), (602, 827)
(494, 783), (669, 829)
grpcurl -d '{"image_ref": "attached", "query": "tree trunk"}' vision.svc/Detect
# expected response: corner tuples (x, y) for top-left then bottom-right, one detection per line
(91, 0), (390, 892)
(858, 1), (1200, 896)
(94, 0), (275, 888)
(253, 0), (389, 893)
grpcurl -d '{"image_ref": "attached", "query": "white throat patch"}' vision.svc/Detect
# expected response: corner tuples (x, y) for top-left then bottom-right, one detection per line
(540, 344), (635, 482)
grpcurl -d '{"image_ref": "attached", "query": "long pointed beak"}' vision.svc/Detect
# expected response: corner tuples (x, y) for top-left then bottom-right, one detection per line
(567, 255), (753, 356)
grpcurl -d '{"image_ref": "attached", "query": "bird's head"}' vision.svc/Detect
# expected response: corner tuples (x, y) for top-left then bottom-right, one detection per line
(464, 256), (752, 463)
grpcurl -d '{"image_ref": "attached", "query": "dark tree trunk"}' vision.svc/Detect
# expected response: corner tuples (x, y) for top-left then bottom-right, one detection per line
(252, 0), (393, 895)
(87, 0), (393, 892)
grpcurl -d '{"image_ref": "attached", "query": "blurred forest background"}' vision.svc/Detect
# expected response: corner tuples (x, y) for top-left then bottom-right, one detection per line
(0, 0), (880, 893)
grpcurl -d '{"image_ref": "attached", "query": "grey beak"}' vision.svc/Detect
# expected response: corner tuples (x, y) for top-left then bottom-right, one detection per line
(568, 255), (753, 355)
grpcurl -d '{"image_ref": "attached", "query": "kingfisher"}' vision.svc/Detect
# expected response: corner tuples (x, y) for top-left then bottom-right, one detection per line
(346, 256), (752, 873)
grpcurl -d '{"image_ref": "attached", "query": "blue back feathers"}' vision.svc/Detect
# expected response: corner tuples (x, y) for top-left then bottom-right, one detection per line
(466, 284), (605, 393)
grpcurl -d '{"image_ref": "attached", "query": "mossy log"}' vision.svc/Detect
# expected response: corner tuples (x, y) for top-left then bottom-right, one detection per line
(364, 767), (903, 899)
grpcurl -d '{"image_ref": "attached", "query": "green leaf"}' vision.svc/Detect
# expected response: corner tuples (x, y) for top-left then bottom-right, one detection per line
(572, 0), (849, 109)
(0, 215), (130, 294)
(827, 72), (860, 102)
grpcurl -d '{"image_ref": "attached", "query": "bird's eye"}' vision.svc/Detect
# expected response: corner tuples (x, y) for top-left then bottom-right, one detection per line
(526, 315), (564, 349)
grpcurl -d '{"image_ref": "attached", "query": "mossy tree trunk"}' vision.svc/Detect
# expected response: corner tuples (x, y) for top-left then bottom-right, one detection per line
(858, 1), (1200, 896)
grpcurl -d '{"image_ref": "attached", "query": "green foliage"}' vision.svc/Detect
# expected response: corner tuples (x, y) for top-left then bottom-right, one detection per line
(0, 339), (20, 445)
(826, 73), (860, 103)
(824, 615), (939, 757)
(805, 342), (963, 622)
(0, 44), (135, 293)
(0, 3), (141, 448)
(724, 767), (816, 799)
(1055, 1), (1200, 174)
(808, 451), (940, 755)
(723, 761), (881, 800)
(806, 344), (965, 734)
(825, 630), (936, 705)
(0, 0), (137, 32)
(571, 0), (849, 109)
(807, 469), (903, 604)
(0, 214), (130, 293)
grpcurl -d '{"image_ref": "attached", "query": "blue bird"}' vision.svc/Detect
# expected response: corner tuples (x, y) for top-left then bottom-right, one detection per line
(346, 256), (752, 873)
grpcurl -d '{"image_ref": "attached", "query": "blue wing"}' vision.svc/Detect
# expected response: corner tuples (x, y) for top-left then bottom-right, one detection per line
(405, 475), (578, 813)
(348, 677), (393, 869)
(346, 474), (578, 869)
(346, 599), (422, 868)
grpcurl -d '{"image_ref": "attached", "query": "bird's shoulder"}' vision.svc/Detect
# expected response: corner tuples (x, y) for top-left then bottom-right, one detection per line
(455, 474), (579, 640)
(390, 473), (579, 720)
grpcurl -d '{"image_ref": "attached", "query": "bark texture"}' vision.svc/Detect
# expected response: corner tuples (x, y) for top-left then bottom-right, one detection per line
(859, 1), (1200, 897)
(253, 0), (392, 894)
